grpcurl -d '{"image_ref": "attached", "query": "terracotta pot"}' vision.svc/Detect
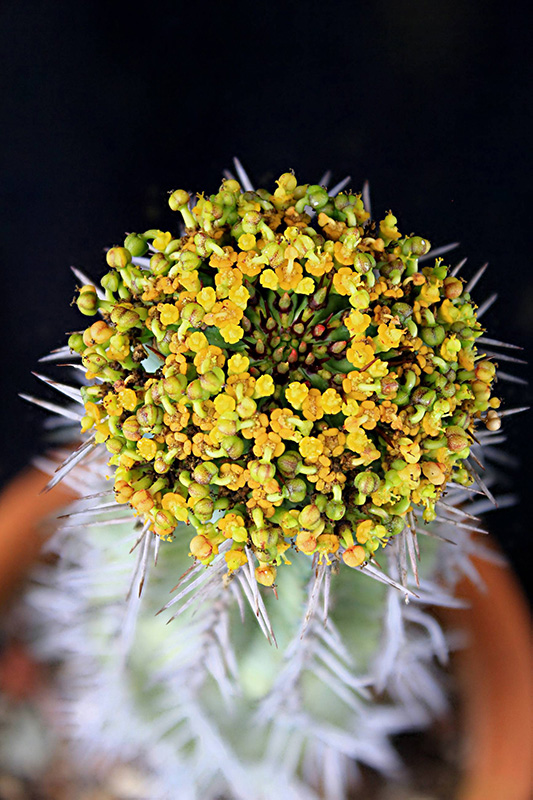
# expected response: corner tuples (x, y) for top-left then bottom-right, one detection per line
(0, 468), (75, 609)
(0, 468), (531, 799)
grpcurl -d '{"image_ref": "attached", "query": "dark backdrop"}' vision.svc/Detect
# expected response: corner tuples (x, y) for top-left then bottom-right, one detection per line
(1, 0), (531, 592)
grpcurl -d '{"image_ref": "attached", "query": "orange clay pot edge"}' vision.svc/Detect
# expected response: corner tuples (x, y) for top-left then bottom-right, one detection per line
(0, 469), (531, 799)
(441, 553), (532, 800)
(0, 468), (76, 607)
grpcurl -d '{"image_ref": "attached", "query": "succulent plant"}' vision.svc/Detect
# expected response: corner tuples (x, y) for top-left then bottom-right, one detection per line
(22, 160), (524, 799)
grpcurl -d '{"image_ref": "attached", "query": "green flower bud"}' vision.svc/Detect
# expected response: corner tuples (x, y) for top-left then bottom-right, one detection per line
(299, 504), (321, 530)
(110, 305), (141, 331)
(354, 471), (380, 495)
(421, 325), (445, 347)
(277, 451), (302, 478)
(136, 404), (162, 428)
(124, 234), (148, 257)
(249, 461), (276, 483)
(221, 436), (245, 459)
(325, 500), (346, 521)
(168, 190), (190, 211)
(77, 285), (99, 316)
(68, 333), (86, 353)
(106, 247), (131, 269)
(192, 462), (218, 485)
(280, 478), (306, 504)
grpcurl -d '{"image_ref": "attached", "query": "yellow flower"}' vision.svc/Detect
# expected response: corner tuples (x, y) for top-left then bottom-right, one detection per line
(398, 437), (422, 464)
(440, 335), (461, 361)
(355, 520), (373, 544)
(345, 309), (371, 337)
(220, 323), (244, 344)
(377, 322), (404, 349)
(158, 303), (180, 326)
(186, 331), (209, 352)
(333, 267), (360, 296)
(305, 251), (334, 277)
(301, 388), (324, 421)
(214, 394), (236, 415)
(321, 388), (343, 415)
(227, 353), (250, 374)
(285, 382), (309, 410)
(260, 269), (279, 290)
(196, 286), (217, 312)
(295, 277), (315, 294)
(137, 437), (158, 461)
(254, 375), (275, 397)
(161, 492), (189, 522)
(238, 233), (257, 251)
(299, 436), (324, 460)
(229, 284), (250, 309)
(346, 338), (375, 369)
(152, 231), (172, 251)
(215, 267), (243, 298)
(117, 388), (138, 411)
(333, 240), (355, 266)
(275, 259), (303, 291)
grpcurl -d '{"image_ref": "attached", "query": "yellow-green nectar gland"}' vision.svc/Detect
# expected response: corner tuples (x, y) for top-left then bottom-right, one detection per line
(70, 174), (500, 586)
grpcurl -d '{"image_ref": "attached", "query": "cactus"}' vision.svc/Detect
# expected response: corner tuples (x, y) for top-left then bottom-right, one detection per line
(22, 160), (523, 799)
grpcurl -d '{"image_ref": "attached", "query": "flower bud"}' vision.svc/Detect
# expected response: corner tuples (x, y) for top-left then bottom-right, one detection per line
(475, 360), (495, 383)
(283, 478), (307, 503)
(445, 426), (470, 452)
(111, 305), (141, 331)
(77, 285), (99, 316)
(169, 190), (190, 211)
(136, 404), (162, 428)
(106, 247), (131, 269)
(249, 460), (276, 483)
(443, 277), (463, 299)
(189, 534), (213, 560)
(122, 415), (142, 441)
(325, 501), (346, 521)
(354, 471), (380, 495)
(298, 504), (321, 530)
(194, 497), (215, 522)
(221, 436), (245, 459)
(124, 234), (148, 257)
(277, 451), (302, 477)
(296, 531), (317, 554)
(255, 565), (276, 587)
(342, 545), (366, 568)
(131, 489), (154, 513)
(192, 462), (218, 485)
(421, 325), (445, 347)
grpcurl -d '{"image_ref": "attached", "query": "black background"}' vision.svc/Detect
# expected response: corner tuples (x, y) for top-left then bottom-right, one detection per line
(1, 0), (531, 594)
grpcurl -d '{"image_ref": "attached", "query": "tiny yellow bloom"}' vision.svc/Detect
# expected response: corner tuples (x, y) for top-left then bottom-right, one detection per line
(159, 303), (180, 326)
(285, 381), (309, 410)
(254, 375), (275, 397)
(259, 269), (279, 290)
(227, 353), (250, 374)
(137, 437), (158, 461)
(118, 388), (138, 411)
(220, 323), (244, 344)
(321, 388), (343, 415)
(238, 233), (257, 251)
(294, 277), (315, 294)
(197, 286), (217, 312)
(152, 231), (172, 251)
(214, 394), (236, 415)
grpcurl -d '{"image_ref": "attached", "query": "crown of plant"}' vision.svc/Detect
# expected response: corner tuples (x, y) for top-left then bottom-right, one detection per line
(70, 173), (500, 587)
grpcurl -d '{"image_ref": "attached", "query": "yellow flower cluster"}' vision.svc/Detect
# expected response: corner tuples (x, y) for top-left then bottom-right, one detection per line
(71, 173), (499, 587)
